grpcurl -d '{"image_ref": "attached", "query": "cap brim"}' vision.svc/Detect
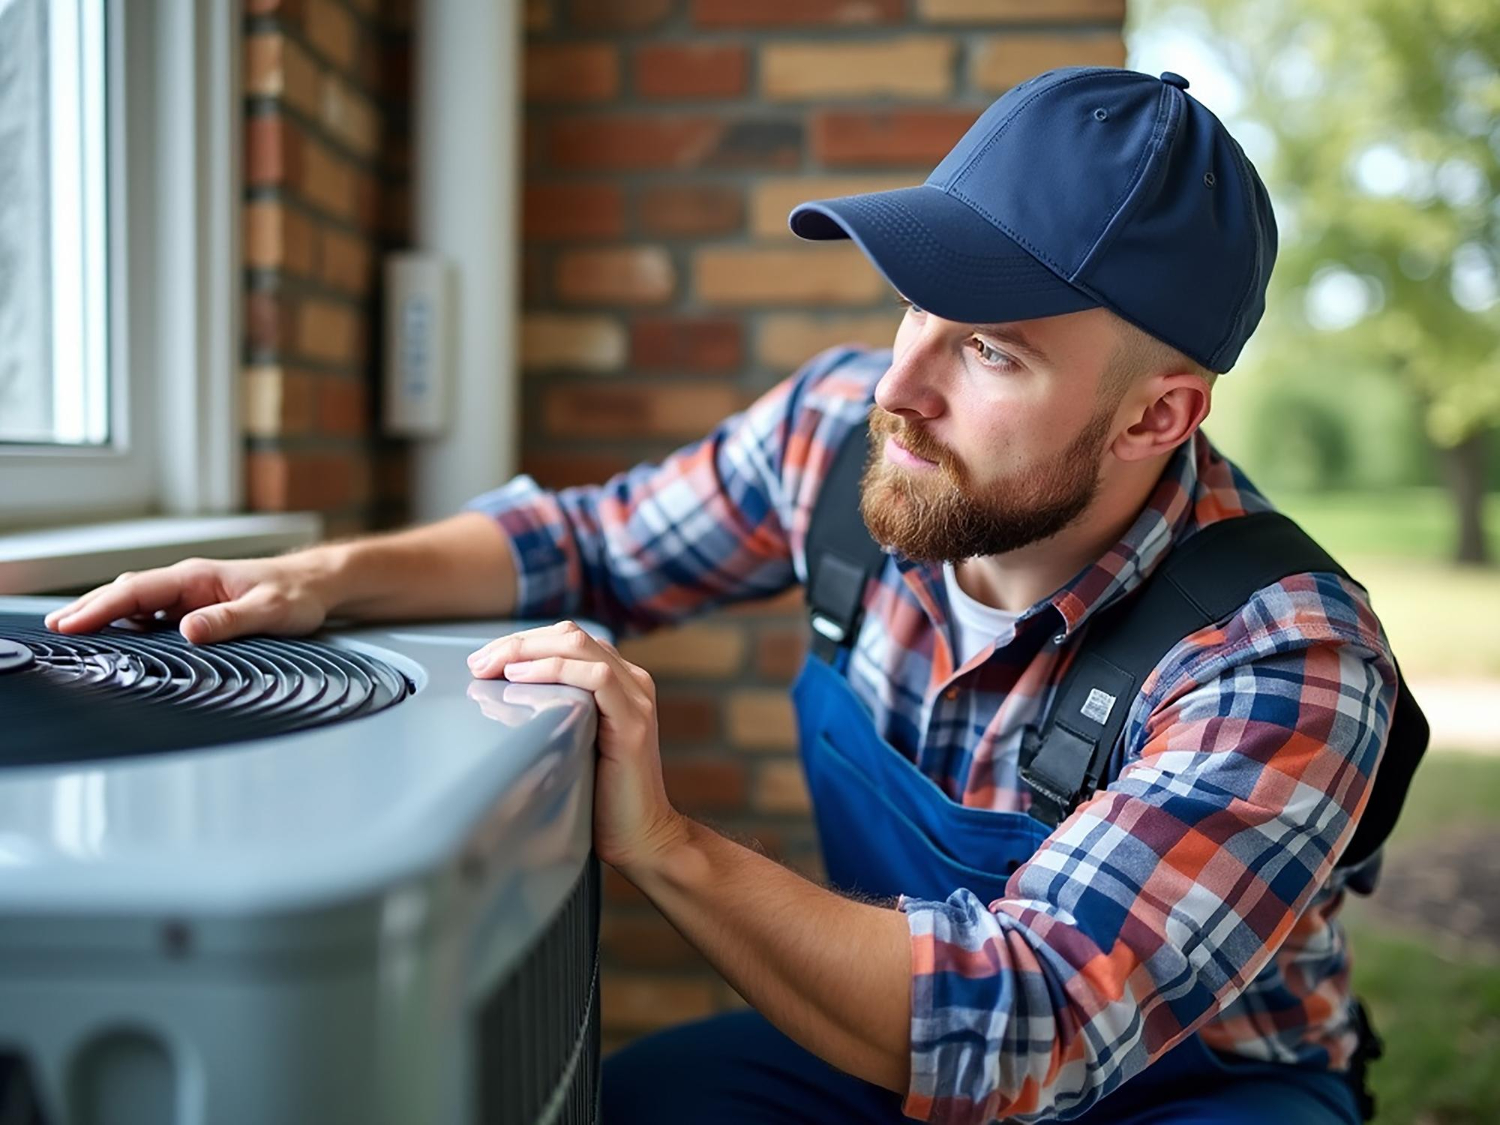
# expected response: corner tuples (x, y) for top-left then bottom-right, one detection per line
(789, 184), (1098, 325)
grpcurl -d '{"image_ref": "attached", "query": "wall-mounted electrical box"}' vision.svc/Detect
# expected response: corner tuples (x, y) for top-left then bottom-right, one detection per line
(382, 253), (454, 438)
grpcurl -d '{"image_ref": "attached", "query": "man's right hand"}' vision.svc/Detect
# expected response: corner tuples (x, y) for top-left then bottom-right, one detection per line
(42, 553), (339, 645)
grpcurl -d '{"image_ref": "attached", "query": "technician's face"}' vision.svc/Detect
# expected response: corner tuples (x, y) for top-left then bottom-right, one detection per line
(861, 300), (1126, 563)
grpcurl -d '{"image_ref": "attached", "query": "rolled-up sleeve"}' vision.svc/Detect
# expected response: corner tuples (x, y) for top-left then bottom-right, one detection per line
(896, 580), (1398, 1124)
(462, 345), (876, 634)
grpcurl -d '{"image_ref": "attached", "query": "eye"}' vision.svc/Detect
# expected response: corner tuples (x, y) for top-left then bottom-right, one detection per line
(969, 336), (1019, 371)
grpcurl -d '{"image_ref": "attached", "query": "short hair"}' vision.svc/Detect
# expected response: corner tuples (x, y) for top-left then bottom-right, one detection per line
(1099, 313), (1218, 407)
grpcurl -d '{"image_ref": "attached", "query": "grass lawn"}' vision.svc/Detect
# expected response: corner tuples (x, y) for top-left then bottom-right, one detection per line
(1343, 751), (1500, 1125)
(1267, 490), (1500, 679)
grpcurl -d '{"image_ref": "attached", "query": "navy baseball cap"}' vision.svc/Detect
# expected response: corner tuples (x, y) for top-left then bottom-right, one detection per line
(789, 67), (1277, 373)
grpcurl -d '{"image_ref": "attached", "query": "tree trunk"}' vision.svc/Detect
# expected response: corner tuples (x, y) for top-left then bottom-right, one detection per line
(1439, 428), (1492, 566)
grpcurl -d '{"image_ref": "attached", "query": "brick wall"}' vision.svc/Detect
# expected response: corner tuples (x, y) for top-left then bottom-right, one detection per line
(519, 0), (1126, 1050)
(242, 0), (414, 538)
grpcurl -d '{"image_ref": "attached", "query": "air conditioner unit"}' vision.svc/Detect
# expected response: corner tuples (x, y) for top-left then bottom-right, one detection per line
(0, 595), (603, 1125)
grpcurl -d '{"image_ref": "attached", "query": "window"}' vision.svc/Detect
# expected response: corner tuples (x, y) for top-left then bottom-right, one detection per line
(0, 0), (108, 449)
(0, 0), (241, 528)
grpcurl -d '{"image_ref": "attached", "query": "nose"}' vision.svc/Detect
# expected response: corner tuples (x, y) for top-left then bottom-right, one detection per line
(874, 327), (945, 422)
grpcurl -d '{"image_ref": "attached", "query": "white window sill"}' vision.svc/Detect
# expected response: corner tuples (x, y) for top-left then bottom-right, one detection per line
(0, 513), (323, 595)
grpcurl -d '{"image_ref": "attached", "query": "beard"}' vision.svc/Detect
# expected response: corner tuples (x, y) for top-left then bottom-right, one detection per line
(859, 403), (1115, 564)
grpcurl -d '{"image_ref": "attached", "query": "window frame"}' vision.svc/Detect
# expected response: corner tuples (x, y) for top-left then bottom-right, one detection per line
(0, 0), (242, 529)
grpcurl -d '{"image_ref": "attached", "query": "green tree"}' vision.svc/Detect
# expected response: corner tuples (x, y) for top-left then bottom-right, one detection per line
(1133, 0), (1500, 564)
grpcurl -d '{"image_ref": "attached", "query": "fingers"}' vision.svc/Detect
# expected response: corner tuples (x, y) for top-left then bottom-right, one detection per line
(468, 622), (651, 726)
(45, 567), (196, 634)
(467, 619), (597, 674)
(179, 585), (281, 645)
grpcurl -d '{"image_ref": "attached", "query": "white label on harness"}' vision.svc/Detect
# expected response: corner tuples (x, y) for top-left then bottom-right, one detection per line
(1081, 687), (1116, 725)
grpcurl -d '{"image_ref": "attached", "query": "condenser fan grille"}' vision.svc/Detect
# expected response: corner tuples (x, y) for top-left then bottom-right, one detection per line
(0, 613), (412, 767)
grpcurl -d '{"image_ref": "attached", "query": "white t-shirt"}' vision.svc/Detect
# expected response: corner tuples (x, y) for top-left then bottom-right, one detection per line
(942, 562), (1022, 667)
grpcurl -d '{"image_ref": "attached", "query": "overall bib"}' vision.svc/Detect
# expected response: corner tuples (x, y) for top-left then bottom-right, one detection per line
(600, 650), (1367, 1124)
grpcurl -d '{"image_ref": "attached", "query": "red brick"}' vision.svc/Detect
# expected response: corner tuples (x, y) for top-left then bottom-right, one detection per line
(695, 246), (884, 306)
(656, 692), (721, 742)
(813, 108), (980, 167)
(246, 115), (300, 186)
(247, 0), (304, 19)
(519, 451), (635, 490)
(920, 0), (1126, 20)
(522, 250), (548, 305)
(318, 228), (373, 295)
(298, 136), (357, 220)
(554, 247), (675, 305)
(619, 624), (747, 677)
(548, 116), (718, 171)
(246, 450), (367, 512)
(604, 866), (648, 904)
(973, 34), (1125, 92)
(637, 184), (744, 237)
(245, 201), (316, 275)
(601, 974), (716, 1032)
(244, 365), (315, 438)
(758, 311), (902, 369)
(521, 313), (628, 371)
(296, 298), (363, 365)
(525, 0), (552, 31)
(567, 0), (672, 31)
(316, 376), (369, 436)
(754, 760), (812, 814)
(763, 38), (954, 101)
(544, 383), (744, 440)
(756, 627), (808, 680)
(630, 317), (742, 373)
(635, 45), (748, 100)
(691, 0), (904, 25)
(548, 116), (800, 172)
(724, 586), (806, 617)
(727, 690), (798, 751)
(246, 290), (287, 354)
(601, 912), (702, 969)
(523, 183), (626, 240)
(304, 0), (357, 71)
(662, 759), (747, 810)
(525, 43), (620, 102)
(375, 446), (411, 504)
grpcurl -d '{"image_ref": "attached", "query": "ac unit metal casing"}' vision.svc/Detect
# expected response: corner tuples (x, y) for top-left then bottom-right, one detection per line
(0, 596), (603, 1125)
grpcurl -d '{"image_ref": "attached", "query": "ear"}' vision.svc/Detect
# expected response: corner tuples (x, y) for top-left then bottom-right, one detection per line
(1112, 372), (1211, 463)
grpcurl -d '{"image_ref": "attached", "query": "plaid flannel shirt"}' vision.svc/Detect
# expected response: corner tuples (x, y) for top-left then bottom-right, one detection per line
(464, 346), (1397, 1124)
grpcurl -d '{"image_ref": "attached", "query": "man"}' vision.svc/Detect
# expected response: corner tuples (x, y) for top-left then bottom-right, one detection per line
(47, 69), (1393, 1123)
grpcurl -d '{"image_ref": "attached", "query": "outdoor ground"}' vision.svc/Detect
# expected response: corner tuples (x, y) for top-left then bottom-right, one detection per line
(1271, 490), (1500, 1125)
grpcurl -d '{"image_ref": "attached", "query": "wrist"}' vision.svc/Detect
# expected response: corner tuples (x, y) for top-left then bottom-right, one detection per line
(619, 811), (699, 892)
(300, 540), (358, 617)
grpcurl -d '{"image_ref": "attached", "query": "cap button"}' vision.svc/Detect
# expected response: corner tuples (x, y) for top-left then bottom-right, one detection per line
(1160, 71), (1190, 90)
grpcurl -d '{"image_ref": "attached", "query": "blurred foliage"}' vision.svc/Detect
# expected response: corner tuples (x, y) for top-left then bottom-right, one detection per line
(1132, 0), (1500, 558)
(1343, 751), (1500, 1125)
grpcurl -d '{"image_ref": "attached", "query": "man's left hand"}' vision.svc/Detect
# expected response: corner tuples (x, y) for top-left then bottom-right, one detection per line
(467, 620), (688, 877)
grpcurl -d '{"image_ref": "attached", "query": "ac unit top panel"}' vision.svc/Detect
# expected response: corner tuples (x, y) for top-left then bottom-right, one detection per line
(0, 596), (604, 917)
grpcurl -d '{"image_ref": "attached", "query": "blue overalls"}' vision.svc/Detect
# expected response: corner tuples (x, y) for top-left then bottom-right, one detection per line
(600, 648), (1366, 1124)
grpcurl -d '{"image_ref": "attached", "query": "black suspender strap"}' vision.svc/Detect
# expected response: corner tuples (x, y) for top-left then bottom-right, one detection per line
(1019, 510), (1430, 870)
(804, 417), (885, 662)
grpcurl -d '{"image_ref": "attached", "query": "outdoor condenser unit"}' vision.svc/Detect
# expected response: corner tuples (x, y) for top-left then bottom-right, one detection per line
(0, 595), (604, 1125)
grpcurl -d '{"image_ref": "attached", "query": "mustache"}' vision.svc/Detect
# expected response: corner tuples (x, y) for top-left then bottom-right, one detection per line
(869, 408), (955, 468)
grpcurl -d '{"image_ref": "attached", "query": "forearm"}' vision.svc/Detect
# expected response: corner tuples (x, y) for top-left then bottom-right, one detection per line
(314, 511), (518, 623)
(626, 817), (912, 1093)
